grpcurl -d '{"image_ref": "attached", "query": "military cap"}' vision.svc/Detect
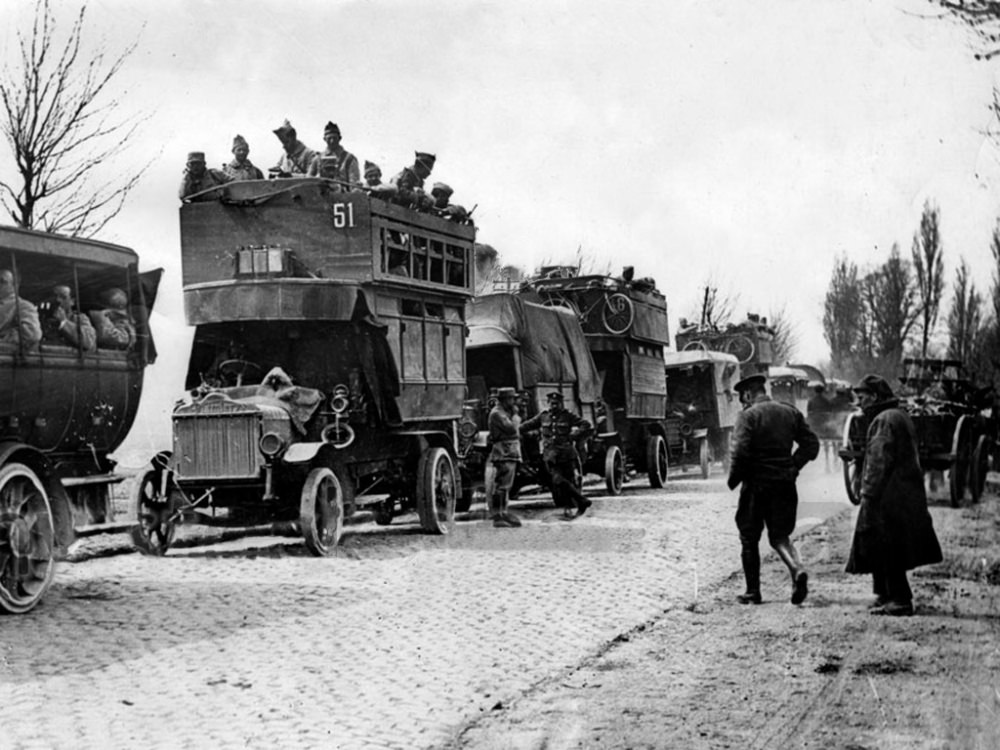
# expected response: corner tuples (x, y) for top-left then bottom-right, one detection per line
(733, 374), (766, 394)
(431, 182), (453, 196)
(273, 119), (296, 138)
(186, 151), (206, 163)
(323, 121), (341, 137)
(496, 387), (517, 399)
(232, 134), (249, 151)
(415, 151), (436, 168)
(364, 160), (381, 176)
(851, 374), (894, 400)
(546, 391), (565, 402)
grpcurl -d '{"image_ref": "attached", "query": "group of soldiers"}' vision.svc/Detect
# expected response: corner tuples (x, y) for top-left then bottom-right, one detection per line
(0, 270), (136, 352)
(485, 389), (593, 527)
(178, 119), (472, 223)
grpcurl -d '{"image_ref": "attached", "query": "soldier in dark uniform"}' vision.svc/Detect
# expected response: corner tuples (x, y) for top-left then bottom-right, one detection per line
(486, 387), (523, 528)
(520, 392), (593, 519)
(430, 183), (471, 223)
(727, 374), (819, 605)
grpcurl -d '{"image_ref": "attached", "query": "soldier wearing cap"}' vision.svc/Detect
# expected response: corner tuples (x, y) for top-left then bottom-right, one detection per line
(727, 372), (819, 605)
(845, 374), (941, 617)
(271, 119), (318, 177)
(179, 151), (233, 201)
(307, 122), (360, 190)
(389, 152), (436, 210)
(519, 391), (593, 518)
(430, 183), (471, 224)
(223, 135), (264, 181)
(486, 387), (523, 528)
(363, 161), (383, 187)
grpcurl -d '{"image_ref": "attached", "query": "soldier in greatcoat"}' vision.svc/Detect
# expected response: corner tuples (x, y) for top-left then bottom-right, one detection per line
(486, 387), (523, 528)
(271, 119), (318, 177)
(846, 374), (942, 616)
(520, 392), (593, 518)
(727, 373), (819, 604)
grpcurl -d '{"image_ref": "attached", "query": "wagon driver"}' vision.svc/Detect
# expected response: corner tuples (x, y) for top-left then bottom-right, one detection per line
(727, 373), (819, 605)
(486, 387), (523, 528)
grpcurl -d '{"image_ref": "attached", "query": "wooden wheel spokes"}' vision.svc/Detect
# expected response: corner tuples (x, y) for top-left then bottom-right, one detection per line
(432, 457), (455, 525)
(0, 465), (56, 614)
(417, 447), (457, 535)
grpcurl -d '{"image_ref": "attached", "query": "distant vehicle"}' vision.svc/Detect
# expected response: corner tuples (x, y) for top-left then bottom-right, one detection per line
(132, 179), (474, 556)
(839, 357), (997, 508)
(663, 350), (741, 477)
(460, 293), (619, 504)
(768, 365), (811, 413)
(516, 266), (672, 488)
(0, 226), (160, 613)
(674, 311), (776, 377)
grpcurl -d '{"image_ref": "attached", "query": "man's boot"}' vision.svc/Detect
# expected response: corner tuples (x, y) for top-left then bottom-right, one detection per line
(738, 543), (762, 604)
(774, 538), (808, 604)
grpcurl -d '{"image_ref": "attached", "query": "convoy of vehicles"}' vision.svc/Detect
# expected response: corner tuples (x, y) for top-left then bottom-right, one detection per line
(839, 358), (997, 508)
(0, 226), (159, 613)
(131, 179), (474, 557)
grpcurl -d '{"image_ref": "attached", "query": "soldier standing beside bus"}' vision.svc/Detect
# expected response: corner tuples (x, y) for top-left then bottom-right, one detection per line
(486, 387), (523, 528)
(520, 392), (593, 519)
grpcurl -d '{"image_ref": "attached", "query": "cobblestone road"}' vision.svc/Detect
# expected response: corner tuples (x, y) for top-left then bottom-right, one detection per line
(0, 466), (846, 749)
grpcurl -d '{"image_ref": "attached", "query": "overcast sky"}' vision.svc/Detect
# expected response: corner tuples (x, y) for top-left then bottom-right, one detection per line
(5, 0), (1000, 462)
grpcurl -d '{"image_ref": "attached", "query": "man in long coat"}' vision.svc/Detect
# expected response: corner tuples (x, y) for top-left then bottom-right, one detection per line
(846, 374), (942, 616)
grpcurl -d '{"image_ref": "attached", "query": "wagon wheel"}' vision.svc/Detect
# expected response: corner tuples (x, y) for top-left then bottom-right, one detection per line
(698, 438), (710, 479)
(949, 415), (974, 508)
(0, 463), (56, 615)
(723, 336), (756, 365)
(130, 454), (178, 556)
(604, 444), (625, 496)
(840, 412), (865, 506)
(416, 447), (457, 534)
(646, 434), (668, 488)
(299, 467), (344, 556)
(970, 434), (990, 504)
(601, 293), (634, 335)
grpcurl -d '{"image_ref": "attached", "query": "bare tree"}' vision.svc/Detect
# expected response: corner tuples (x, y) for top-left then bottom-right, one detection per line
(862, 243), (921, 376)
(822, 254), (865, 377)
(0, 0), (150, 237)
(911, 200), (945, 358)
(767, 305), (799, 363)
(946, 259), (983, 361)
(689, 278), (739, 330)
(935, 2), (1000, 60)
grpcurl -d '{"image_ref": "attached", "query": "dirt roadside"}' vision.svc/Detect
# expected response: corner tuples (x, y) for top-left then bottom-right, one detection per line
(451, 483), (1000, 750)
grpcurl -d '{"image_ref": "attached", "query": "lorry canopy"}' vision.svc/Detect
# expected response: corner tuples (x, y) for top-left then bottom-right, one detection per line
(467, 294), (602, 403)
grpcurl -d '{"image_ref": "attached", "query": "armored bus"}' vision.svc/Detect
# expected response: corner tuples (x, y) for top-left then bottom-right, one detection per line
(0, 225), (159, 613)
(132, 179), (474, 556)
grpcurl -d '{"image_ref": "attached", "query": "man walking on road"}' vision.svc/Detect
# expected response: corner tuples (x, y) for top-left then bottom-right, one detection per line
(487, 387), (523, 528)
(846, 374), (942, 616)
(727, 373), (819, 604)
(520, 392), (593, 519)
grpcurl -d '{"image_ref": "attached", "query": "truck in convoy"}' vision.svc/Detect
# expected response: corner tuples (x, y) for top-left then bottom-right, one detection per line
(132, 178), (474, 556)
(515, 266), (671, 488)
(0, 225), (159, 613)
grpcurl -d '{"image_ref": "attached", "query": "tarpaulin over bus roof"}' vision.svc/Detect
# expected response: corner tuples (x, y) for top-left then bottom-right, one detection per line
(467, 294), (601, 403)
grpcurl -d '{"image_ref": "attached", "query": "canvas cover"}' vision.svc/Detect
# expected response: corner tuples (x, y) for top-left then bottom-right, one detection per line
(467, 294), (601, 404)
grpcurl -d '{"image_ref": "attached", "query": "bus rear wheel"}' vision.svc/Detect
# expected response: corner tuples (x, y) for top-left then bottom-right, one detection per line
(0, 463), (57, 615)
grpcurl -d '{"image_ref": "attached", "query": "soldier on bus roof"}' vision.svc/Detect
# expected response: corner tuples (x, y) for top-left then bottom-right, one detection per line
(307, 122), (360, 190)
(363, 161), (383, 187)
(179, 151), (233, 201)
(223, 135), (264, 181)
(430, 183), (470, 224)
(271, 119), (318, 177)
(390, 151), (436, 191)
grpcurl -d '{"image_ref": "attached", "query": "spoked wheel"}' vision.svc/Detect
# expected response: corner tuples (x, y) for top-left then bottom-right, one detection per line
(131, 456), (178, 556)
(698, 438), (710, 479)
(949, 415), (974, 508)
(840, 412), (866, 506)
(0, 463), (56, 615)
(417, 447), (457, 534)
(300, 467), (344, 556)
(601, 293), (635, 335)
(724, 336), (756, 365)
(646, 434), (668, 488)
(970, 434), (990, 504)
(604, 444), (625, 496)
